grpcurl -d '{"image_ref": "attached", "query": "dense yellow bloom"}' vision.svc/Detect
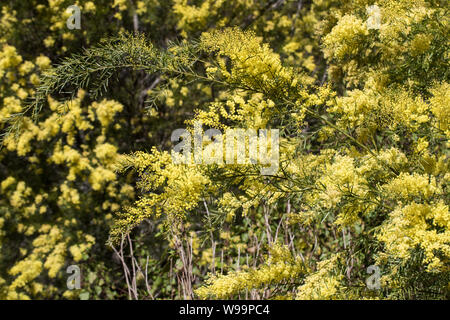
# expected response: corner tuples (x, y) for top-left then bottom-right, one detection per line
(196, 245), (305, 299)
(378, 202), (450, 272)
(69, 235), (95, 262)
(173, 0), (222, 32)
(383, 173), (440, 200)
(200, 28), (300, 97)
(296, 254), (343, 300)
(331, 88), (429, 132)
(429, 82), (450, 135)
(110, 148), (212, 243)
(323, 15), (368, 60)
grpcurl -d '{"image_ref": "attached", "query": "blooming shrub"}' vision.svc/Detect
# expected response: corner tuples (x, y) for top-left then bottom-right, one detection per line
(0, 0), (448, 300)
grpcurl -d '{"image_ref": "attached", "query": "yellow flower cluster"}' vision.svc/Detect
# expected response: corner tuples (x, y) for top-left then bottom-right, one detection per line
(323, 14), (369, 60)
(193, 92), (276, 130)
(6, 225), (67, 298)
(383, 173), (440, 200)
(173, 0), (223, 35)
(429, 82), (450, 136)
(1, 0), (448, 300)
(196, 245), (305, 299)
(296, 254), (343, 300)
(110, 148), (212, 243)
(378, 202), (449, 272)
(0, 59), (133, 297)
(200, 28), (299, 97)
(331, 87), (430, 134)
(69, 235), (95, 262)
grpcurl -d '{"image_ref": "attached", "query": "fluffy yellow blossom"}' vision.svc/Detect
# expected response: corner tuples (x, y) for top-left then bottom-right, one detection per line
(84, 1), (96, 12)
(383, 173), (440, 200)
(196, 245), (305, 299)
(1, 176), (16, 191)
(91, 99), (123, 129)
(378, 202), (450, 272)
(323, 15), (369, 60)
(410, 34), (432, 56)
(429, 82), (450, 135)
(296, 254), (343, 300)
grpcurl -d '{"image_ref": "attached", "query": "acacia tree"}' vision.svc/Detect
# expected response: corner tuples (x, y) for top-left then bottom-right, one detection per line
(1, 0), (449, 299)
